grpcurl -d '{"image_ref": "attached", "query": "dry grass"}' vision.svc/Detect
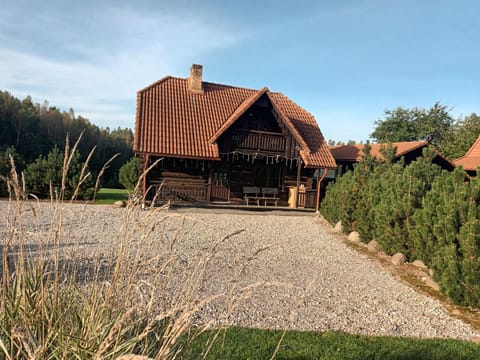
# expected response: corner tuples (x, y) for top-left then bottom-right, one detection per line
(0, 140), (278, 359)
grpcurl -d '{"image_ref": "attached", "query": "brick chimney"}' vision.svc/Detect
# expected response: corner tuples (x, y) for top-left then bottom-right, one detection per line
(187, 64), (204, 93)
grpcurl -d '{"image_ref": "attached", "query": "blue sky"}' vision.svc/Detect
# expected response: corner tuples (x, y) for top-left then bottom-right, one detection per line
(1, 0), (478, 142)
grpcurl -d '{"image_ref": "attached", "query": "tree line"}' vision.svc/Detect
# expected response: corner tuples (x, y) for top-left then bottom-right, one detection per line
(0, 91), (134, 198)
(328, 103), (480, 161)
(369, 102), (480, 160)
(323, 103), (480, 308)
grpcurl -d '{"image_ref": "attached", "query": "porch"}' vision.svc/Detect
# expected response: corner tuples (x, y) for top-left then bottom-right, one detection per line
(148, 183), (317, 209)
(143, 156), (323, 210)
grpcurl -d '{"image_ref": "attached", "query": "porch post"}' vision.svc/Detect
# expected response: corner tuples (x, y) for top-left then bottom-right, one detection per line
(207, 164), (213, 203)
(143, 154), (149, 207)
(315, 168), (328, 212)
(295, 158), (302, 208)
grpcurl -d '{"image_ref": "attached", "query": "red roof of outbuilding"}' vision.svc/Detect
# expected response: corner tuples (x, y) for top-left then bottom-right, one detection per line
(134, 76), (336, 168)
(330, 141), (428, 161)
(455, 135), (480, 171)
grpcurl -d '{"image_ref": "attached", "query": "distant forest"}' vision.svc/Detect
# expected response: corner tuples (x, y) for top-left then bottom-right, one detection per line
(0, 91), (133, 189)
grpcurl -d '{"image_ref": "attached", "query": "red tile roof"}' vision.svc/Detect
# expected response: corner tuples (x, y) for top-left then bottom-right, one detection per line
(454, 135), (480, 171)
(134, 75), (336, 168)
(330, 141), (428, 161)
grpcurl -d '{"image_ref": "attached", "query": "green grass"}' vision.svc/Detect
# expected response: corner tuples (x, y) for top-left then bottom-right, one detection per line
(95, 187), (129, 204)
(180, 328), (480, 360)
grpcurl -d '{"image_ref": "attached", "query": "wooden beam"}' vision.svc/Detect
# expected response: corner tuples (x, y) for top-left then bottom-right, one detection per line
(207, 164), (213, 203)
(295, 158), (302, 208)
(143, 154), (149, 207)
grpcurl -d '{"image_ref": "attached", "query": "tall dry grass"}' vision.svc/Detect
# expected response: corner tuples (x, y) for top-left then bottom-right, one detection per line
(0, 139), (272, 359)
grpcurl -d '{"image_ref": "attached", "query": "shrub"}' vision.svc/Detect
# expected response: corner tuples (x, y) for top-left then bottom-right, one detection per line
(321, 144), (379, 234)
(23, 146), (94, 200)
(412, 168), (480, 307)
(321, 145), (480, 307)
(119, 157), (140, 191)
(371, 149), (442, 256)
(0, 147), (24, 196)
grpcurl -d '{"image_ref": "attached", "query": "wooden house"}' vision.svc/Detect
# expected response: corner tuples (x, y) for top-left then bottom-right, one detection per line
(330, 141), (455, 176)
(455, 135), (480, 176)
(133, 64), (336, 210)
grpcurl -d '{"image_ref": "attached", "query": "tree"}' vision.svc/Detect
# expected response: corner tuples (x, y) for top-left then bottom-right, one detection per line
(441, 113), (480, 160)
(118, 157), (140, 191)
(321, 143), (380, 235)
(24, 147), (94, 200)
(327, 139), (357, 146)
(0, 147), (24, 196)
(370, 103), (454, 151)
(0, 91), (134, 188)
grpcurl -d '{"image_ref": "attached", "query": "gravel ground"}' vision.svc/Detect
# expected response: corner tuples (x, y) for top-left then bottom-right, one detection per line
(2, 201), (479, 341)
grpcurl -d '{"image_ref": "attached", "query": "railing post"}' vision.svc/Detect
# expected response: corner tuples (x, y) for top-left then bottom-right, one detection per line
(207, 165), (213, 203)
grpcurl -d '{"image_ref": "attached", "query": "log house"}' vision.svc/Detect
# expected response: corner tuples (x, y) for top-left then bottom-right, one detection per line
(133, 65), (337, 210)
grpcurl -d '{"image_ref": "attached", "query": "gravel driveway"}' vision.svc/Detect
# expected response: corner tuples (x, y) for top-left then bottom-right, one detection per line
(2, 202), (478, 341)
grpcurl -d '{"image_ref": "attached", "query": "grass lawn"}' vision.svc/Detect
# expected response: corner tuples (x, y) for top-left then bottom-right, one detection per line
(95, 188), (129, 204)
(180, 328), (480, 360)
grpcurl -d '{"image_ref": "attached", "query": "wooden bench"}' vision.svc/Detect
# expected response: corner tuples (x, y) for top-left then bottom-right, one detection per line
(243, 186), (261, 206)
(260, 187), (279, 206)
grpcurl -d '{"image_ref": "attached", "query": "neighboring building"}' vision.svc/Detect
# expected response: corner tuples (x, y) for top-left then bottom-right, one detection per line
(330, 141), (455, 176)
(133, 64), (336, 210)
(455, 135), (480, 176)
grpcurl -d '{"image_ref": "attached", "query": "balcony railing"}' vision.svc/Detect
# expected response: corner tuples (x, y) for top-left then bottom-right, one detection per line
(231, 130), (286, 153)
(151, 184), (209, 203)
(298, 189), (317, 209)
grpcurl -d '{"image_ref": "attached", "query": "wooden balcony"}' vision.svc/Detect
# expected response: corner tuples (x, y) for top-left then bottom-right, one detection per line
(231, 130), (286, 153)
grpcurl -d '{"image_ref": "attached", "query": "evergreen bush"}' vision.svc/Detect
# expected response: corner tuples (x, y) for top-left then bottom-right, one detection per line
(24, 146), (94, 200)
(321, 145), (480, 308)
(118, 157), (140, 191)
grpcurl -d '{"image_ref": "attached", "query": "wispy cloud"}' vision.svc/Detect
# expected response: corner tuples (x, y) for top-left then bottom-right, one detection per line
(0, 3), (242, 128)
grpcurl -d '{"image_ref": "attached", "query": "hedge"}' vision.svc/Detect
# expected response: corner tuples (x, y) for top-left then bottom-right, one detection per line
(321, 146), (480, 308)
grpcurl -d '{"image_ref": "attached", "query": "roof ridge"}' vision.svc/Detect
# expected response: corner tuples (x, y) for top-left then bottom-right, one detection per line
(139, 74), (260, 94)
(137, 75), (173, 93)
(202, 80), (259, 92)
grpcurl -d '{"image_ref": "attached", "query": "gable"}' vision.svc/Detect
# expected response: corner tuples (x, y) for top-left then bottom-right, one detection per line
(226, 95), (284, 133)
(455, 135), (480, 171)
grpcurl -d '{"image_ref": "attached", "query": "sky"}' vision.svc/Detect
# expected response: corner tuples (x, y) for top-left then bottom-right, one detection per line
(1, 0), (478, 142)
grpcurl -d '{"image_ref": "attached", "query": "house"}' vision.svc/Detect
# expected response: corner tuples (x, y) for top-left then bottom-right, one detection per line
(455, 135), (480, 176)
(133, 64), (336, 210)
(330, 141), (455, 176)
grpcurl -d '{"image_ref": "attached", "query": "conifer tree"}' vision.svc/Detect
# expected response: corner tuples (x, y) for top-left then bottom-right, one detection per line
(456, 177), (480, 307)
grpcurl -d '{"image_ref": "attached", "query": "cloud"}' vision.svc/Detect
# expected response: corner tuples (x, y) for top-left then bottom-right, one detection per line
(0, 3), (242, 128)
